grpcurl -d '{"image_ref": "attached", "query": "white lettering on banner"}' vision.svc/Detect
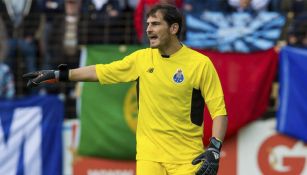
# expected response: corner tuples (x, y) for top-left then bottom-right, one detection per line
(258, 134), (307, 175)
(87, 169), (134, 175)
(238, 119), (307, 175)
(269, 142), (307, 172)
(0, 107), (42, 175)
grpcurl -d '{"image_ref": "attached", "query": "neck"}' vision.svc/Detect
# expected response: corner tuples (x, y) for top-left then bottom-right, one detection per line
(158, 39), (182, 56)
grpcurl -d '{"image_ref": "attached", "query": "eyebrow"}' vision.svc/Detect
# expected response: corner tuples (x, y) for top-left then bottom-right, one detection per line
(147, 21), (160, 24)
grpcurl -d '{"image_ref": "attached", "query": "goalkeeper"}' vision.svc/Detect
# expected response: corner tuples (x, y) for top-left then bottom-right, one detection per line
(24, 4), (228, 175)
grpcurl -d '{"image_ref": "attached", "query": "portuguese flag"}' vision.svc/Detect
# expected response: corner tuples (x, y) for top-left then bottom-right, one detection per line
(77, 45), (143, 160)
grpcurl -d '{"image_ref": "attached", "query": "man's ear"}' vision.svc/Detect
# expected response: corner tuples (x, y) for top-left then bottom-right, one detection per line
(170, 23), (179, 35)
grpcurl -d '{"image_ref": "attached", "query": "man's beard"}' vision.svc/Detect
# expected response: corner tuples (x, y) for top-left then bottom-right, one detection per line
(149, 45), (158, 48)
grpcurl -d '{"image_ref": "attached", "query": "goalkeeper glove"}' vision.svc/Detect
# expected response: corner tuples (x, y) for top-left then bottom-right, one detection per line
(192, 137), (222, 175)
(23, 64), (69, 88)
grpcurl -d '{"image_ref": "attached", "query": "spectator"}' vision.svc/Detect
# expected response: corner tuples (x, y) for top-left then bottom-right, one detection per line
(0, 16), (14, 99)
(183, 0), (229, 13)
(0, 63), (15, 99)
(228, 0), (271, 13)
(0, 16), (7, 61)
(79, 0), (122, 44)
(116, 0), (139, 44)
(287, 12), (307, 48)
(38, 0), (65, 69)
(125, 0), (138, 10)
(268, 0), (284, 12)
(63, 0), (81, 56)
(272, 1), (307, 48)
(117, 0), (138, 11)
(289, 0), (307, 16)
(0, 0), (41, 73)
(278, 0), (307, 16)
(134, 0), (183, 43)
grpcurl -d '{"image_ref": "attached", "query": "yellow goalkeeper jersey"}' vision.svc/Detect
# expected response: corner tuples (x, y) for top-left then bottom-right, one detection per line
(95, 45), (227, 163)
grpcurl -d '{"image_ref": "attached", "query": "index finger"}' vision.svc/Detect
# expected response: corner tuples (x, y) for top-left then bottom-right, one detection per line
(23, 71), (40, 79)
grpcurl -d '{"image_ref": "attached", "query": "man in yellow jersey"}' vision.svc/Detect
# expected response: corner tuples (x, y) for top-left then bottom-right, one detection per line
(23, 4), (228, 175)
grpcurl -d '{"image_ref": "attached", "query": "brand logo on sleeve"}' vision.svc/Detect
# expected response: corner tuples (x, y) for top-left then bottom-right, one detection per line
(173, 69), (184, 83)
(147, 67), (154, 73)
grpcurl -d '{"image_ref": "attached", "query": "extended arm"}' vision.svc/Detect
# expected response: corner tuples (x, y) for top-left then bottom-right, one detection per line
(69, 65), (98, 82)
(23, 64), (99, 87)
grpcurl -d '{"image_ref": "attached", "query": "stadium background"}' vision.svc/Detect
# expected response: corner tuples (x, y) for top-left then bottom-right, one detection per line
(0, 0), (307, 175)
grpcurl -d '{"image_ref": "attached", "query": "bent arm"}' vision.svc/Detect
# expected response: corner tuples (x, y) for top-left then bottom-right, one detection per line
(69, 65), (98, 82)
(212, 115), (228, 141)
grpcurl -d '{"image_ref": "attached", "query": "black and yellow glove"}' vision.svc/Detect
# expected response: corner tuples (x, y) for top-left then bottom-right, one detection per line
(192, 137), (222, 175)
(23, 64), (69, 88)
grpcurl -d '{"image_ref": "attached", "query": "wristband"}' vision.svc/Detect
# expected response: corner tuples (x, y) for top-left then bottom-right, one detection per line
(209, 137), (222, 151)
(58, 64), (69, 81)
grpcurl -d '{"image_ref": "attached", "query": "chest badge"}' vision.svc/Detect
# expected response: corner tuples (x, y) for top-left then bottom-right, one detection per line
(173, 69), (184, 83)
(147, 67), (154, 73)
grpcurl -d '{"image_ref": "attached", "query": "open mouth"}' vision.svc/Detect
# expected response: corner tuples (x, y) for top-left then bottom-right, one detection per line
(148, 35), (158, 41)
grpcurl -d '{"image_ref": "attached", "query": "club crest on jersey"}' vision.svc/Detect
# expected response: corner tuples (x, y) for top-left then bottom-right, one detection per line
(173, 69), (184, 83)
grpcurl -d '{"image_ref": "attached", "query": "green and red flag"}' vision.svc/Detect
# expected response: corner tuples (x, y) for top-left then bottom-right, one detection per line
(77, 45), (143, 160)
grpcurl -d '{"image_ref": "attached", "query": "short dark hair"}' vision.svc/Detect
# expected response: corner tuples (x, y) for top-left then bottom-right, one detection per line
(146, 4), (183, 37)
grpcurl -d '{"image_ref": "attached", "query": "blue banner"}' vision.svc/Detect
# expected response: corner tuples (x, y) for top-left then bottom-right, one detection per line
(0, 95), (64, 175)
(184, 12), (285, 52)
(277, 46), (307, 142)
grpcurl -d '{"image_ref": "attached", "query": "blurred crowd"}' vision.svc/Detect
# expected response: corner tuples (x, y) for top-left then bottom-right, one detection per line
(0, 0), (306, 100)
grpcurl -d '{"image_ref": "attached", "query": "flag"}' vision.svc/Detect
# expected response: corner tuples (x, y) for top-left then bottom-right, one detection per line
(277, 46), (307, 142)
(184, 12), (285, 52)
(0, 95), (64, 175)
(78, 45), (144, 160)
(194, 48), (278, 144)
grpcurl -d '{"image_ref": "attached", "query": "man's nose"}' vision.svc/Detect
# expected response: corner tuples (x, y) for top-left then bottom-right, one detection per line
(146, 25), (152, 33)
